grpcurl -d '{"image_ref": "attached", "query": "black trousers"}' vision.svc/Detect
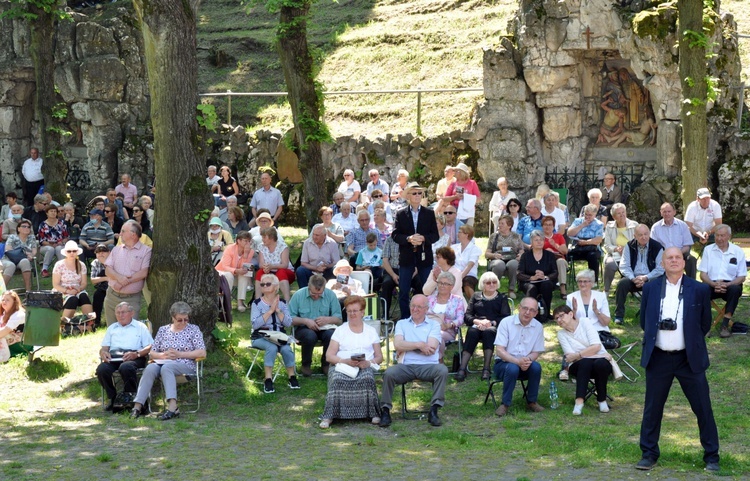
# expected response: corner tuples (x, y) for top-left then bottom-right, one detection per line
(520, 280), (554, 320)
(379, 271), (422, 319)
(462, 326), (496, 353)
(295, 326), (335, 368)
(96, 357), (147, 400)
(639, 348), (719, 464)
(24, 179), (43, 206)
(709, 283), (742, 316)
(569, 358), (611, 402)
(568, 247), (601, 283)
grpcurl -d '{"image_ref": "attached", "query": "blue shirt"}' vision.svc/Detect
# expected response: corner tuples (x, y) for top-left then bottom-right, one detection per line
(516, 214), (543, 245)
(101, 320), (153, 351)
(570, 217), (604, 240)
(395, 317), (441, 365)
(345, 227), (382, 253)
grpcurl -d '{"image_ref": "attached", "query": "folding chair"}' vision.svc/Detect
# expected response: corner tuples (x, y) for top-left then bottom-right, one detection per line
(399, 382), (432, 420)
(608, 341), (640, 383)
(363, 295), (394, 369)
(350, 270), (374, 294)
(580, 378), (614, 402)
(484, 374), (528, 409)
(246, 346), (284, 383)
(709, 299), (727, 335)
(171, 357), (205, 414)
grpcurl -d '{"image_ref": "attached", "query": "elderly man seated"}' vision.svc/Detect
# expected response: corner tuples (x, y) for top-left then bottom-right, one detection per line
(685, 188), (722, 253)
(699, 224), (747, 339)
(567, 204), (604, 284)
(379, 295), (448, 428)
(96, 302), (153, 411)
(296, 224), (340, 288)
(219, 195), (238, 223)
(332, 200), (356, 234)
(289, 274), (342, 376)
(613, 224), (664, 324)
(650, 202), (696, 279)
(493, 296), (546, 417)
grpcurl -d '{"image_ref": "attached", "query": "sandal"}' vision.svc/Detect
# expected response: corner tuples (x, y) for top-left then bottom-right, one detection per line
(319, 418), (332, 429)
(158, 408), (180, 421)
(455, 369), (467, 382)
(129, 408), (142, 419)
(481, 369), (491, 381)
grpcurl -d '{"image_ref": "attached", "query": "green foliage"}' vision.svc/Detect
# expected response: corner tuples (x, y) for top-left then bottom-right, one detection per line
(212, 326), (240, 356)
(705, 75), (719, 103)
(51, 102), (67, 120)
(197, 103), (219, 132)
(193, 209), (212, 222)
(0, 0), (72, 21)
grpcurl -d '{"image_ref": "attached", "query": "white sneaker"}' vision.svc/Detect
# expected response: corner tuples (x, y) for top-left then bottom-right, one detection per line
(558, 370), (569, 381)
(599, 401), (610, 413)
(572, 403), (583, 415)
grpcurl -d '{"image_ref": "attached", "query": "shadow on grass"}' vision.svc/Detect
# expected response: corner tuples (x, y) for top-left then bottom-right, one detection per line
(25, 357), (70, 382)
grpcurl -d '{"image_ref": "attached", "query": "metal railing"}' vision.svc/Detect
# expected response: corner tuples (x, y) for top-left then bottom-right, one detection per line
(200, 87), (483, 136)
(545, 165), (646, 216)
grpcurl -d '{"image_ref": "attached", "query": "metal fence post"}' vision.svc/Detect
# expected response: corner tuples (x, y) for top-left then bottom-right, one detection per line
(416, 88), (422, 137)
(227, 90), (232, 126)
(738, 82), (745, 130)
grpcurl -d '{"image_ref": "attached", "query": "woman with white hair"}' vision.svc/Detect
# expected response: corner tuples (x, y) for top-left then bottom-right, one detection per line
(580, 188), (608, 223)
(426, 271), (466, 362)
(456, 272), (512, 381)
(389, 169), (410, 210)
(337, 169), (361, 206)
(602, 203), (638, 295)
(567, 204), (605, 285)
(489, 177), (517, 231)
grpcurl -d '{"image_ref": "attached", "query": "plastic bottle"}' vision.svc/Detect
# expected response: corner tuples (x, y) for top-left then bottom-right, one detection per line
(549, 381), (559, 409)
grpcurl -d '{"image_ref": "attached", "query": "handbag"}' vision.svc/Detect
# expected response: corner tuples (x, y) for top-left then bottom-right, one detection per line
(598, 330), (621, 349)
(609, 357), (624, 380)
(5, 246), (26, 265)
(334, 362), (359, 379)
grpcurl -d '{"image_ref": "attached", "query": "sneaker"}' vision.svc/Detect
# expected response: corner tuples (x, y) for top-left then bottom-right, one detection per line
(572, 403), (583, 415)
(288, 376), (300, 389)
(41, 269), (50, 278)
(263, 378), (275, 394)
(558, 370), (569, 381)
(635, 457), (657, 470)
(614, 318), (623, 325)
(719, 326), (732, 338)
(705, 462), (720, 473)
(598, 401), (610, 413)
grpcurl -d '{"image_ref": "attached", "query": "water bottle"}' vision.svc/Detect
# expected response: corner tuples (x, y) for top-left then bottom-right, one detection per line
(549, 381), (559, 409)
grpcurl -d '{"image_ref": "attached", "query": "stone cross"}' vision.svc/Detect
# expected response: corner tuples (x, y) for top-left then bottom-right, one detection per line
(583, 26), (594, 49)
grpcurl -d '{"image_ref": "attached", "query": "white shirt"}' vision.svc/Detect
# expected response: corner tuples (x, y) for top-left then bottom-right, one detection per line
(542, 206), (567, 231)
(684, 199), (722, 232)
(331, 322), (380, 361)
(494, 314), (545, 357)
(206, 175), (220, 187)
(451, 240), (482, 278)
(566, 290), (611, 332)
(698, 242), (747, 281)
(655, 277), (686, 351)
(22, 157), (44, 182)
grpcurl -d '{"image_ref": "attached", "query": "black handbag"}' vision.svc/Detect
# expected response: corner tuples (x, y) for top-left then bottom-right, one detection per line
(598, 330), (621, 349)
(5, 246), (26, 265)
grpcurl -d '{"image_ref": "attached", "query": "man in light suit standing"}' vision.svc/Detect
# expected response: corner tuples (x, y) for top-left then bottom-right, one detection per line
(391, 183), (439, 318)
(636, 247), (719, 473)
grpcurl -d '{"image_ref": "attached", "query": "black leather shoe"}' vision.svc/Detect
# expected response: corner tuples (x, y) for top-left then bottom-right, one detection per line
(635, 457), (657, 470)
(379, 407), (392, 427)
(705, 462), (720, 473)
(428, 405), (442, 427)
(105, 399), (115, 412)
(455, 369), (467, 382)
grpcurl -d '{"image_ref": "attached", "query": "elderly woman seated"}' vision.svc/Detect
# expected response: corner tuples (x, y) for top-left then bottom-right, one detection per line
(456, 272), (511, 381)
(130, 301), (206, 420)
(553, 305), (613, 415)
(486, 214), (524, 299)
(0, 290), (27, 362)
(603, 203), (638, 295)
(251, 273), (299, 394)
(451, 224), (482, 299)
(319, 295), (383, 429)
(517, 230), (558, 322)
(426, 271), (466, 363)
(567, 203), (604, 285)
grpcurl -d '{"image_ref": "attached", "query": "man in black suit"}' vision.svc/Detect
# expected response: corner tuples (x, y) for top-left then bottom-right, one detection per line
(391, 182), (440, 318)
(636, 247), (720, 473)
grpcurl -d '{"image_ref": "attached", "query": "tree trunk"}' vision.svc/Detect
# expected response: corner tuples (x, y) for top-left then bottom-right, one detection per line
(28, 5), (66, 202)
(133, 0), (218, 338)
(678, 0), (707, 207)
(278, 2), (328, 229)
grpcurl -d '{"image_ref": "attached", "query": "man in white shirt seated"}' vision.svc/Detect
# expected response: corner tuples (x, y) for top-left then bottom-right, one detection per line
(685, 188), (722, 253)
(698, 224), (746, 339)
(379, 295), (448, 428)
(542, 192), (567, 233)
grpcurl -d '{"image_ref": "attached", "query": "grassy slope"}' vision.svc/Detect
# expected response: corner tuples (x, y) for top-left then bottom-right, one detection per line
(197, 0), (750, 138)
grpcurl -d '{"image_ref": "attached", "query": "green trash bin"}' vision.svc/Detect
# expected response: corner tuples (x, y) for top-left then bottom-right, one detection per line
(23, 290), (63, 347)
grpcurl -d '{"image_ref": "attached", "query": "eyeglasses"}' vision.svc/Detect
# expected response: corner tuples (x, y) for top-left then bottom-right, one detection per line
(133, 209), (142, 213)
(410, 192), (423, 196)
(411, 304), (428, 310)
(554, 315), (566, 322)
(260, 282), (273, 287)
(444, 211), (456, 215)
(369, 174), (378, 177)
(372, 195), (382, 198)
(509, 204), (520, 208)
(175, 317), (189, 323)
(577, 280), (592, 284)
(437, 282), (453, 287)
(520, 306), (539, 313)
(484, 280), (498, 284)
(19, 225), (30, 228)
(104, 210), (113, 213)
(346, 309), (363, 314)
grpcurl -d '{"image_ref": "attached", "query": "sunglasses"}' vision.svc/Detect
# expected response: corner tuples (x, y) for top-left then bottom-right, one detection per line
(484, 280), (498, 284)
(410, 192), (423, 196)
(65, 249), (78, 253)
(133, 209), (142, 213)
(104, 210), (113, 213)
(444, 211), (456, 215)
(372, 195), (382, 198)
(260, 282), (273, 287)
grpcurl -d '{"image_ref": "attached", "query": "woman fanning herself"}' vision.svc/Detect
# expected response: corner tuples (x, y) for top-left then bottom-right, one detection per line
(456, 272), (511, 381)
(130, 301), (206, 420)
(553, 305), (612, 415)
(320, 295), (383, 429)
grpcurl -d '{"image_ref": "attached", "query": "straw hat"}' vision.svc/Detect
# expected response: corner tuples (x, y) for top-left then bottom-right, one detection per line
(63, 240), (83, 256)
(454, 163), (471, 175)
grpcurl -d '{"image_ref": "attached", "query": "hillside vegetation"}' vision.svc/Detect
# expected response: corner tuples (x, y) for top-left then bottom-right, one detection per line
(197, 0), (749, 137)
